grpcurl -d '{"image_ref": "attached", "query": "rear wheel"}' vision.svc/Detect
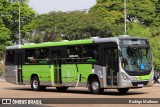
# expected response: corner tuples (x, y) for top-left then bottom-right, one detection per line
(88, 78), (104, 94)
(117, 88), (129, 94)
(56, 87), (68, 92)
(31, 76), (46, 91)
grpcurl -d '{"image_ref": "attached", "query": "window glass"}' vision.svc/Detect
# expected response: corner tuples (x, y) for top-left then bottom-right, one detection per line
(121, 47), (152, 71)
(25, 49), (37, 64)
(112, 48), (118, 67)
(6, 50), (15, 65)
(66, 46), (81, 62)
(82, 45), (99, 63)
(37, 48), (49, 64)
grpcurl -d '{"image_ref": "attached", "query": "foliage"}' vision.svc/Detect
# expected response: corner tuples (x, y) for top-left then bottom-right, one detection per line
(4, 1), (35, 42)
(0, 0), (35, 60)
(27, 11), (112, 43)
(0, 62), (5, 74)
(90, 0), (160, 70)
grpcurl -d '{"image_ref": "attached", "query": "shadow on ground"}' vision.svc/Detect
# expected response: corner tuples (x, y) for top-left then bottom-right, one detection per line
(4, 87), (147, 96)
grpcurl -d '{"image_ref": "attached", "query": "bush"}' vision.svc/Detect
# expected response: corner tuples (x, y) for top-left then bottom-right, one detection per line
(0, 62), (5, 76)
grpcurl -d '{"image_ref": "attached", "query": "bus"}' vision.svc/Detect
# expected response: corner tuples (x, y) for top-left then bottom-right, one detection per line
(5, 36), (154, 94)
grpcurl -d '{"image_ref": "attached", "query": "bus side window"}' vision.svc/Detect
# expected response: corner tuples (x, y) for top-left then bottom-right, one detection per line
(6, 50), (15, 65)
(82, 45), (99, 63)
(25, 49), (37, 64)
(37, 48), (49, 64)
(66, 46), (81, 63)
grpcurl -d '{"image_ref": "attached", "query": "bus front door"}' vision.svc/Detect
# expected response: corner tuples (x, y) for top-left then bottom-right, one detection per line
(105, 48), (118, 87)
(52, 51), (62, 85)
(15, 52), (23, 84)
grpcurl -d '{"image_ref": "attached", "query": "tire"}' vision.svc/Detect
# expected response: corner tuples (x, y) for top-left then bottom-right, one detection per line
(117, 88), (129, 94)
(88, 78), (104, 94)
(31, 76), (46, 91)
(56, 87), (68, 92)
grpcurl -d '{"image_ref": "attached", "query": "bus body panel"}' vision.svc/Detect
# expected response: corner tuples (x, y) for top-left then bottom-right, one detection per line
(22, 64), (93, 87)
(93, 65), (106, 88)
(5, 65), (17, 84)
(61, 64), (92, 87)
(22, 65), (54, 86)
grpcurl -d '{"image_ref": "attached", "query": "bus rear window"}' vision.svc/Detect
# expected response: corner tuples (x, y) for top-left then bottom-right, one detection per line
(6, 50), (15, 65)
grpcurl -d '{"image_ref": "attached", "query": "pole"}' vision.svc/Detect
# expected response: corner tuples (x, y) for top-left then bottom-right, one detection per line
(18, 1), (21, 45)
(124, 0), (127, 35)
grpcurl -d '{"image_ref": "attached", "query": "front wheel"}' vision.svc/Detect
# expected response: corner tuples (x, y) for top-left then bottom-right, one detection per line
(117, 88), (129, 94)
(88, 78), (104, 94)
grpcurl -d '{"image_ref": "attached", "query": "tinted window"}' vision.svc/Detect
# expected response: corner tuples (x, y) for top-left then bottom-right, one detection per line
(25, 49), (37, 64)
(82, 45), (99, 63)
(6, 50), (15, 65)
(37, 48), (49, 64)
(66, 46), (81, 62)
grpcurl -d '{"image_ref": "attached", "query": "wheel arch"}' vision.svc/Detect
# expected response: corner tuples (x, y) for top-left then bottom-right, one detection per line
(87, 74), (100, 85)
(30, 74), (39, 82)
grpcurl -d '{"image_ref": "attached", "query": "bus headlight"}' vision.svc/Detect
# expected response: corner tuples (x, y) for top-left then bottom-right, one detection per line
(121, 73), (129, 80)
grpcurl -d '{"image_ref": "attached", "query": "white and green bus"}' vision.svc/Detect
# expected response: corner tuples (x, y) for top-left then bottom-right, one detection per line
(5, 36), (154, 94)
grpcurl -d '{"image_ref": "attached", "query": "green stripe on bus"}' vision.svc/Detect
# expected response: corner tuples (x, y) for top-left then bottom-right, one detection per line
(21, 39), (93, 49)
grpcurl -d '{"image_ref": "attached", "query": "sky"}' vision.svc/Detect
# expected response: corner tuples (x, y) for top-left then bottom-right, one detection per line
(28, 0), (97, 14)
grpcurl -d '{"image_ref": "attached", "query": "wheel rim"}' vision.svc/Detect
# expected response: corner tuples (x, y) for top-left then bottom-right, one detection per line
(92, 81), (99, 91)
(33, 80), (38, 89)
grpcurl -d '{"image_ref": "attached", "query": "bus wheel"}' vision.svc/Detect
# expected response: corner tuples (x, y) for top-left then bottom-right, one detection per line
(89, 78), (104, 94)
(31, 76), (41, 91)
(117, 88), (129, 94)
(56, 87), (68, 92)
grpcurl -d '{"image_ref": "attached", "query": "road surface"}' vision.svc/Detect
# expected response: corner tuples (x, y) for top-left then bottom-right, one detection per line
(0, 81), (160, 107)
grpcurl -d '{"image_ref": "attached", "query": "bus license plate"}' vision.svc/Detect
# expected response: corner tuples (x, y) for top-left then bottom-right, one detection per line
(138, 84), (144, 87)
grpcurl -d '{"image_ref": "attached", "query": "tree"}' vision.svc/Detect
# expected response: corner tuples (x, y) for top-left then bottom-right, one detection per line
(0, 19), (12, 60)
(0, 0), (11, 60)
(90, 0), (160, 33)
(90, 0), (160, 70)
(26, 10), (112, 42)
(0, 0), (35, 60)
(1, 0), (35, 43)
(90, 0), (125, 35)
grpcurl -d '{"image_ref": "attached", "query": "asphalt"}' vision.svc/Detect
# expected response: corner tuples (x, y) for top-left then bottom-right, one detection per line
(0, 78), (160, 86)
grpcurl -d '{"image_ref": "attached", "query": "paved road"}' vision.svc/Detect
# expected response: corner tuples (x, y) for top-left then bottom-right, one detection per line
(0, 81), (160, 107)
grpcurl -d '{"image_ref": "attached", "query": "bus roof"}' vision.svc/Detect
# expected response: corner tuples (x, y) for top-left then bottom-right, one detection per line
(6, 36), (148, 50)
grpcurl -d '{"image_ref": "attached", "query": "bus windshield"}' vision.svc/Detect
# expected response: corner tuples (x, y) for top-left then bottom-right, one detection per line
(121, 47), (152, 71)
